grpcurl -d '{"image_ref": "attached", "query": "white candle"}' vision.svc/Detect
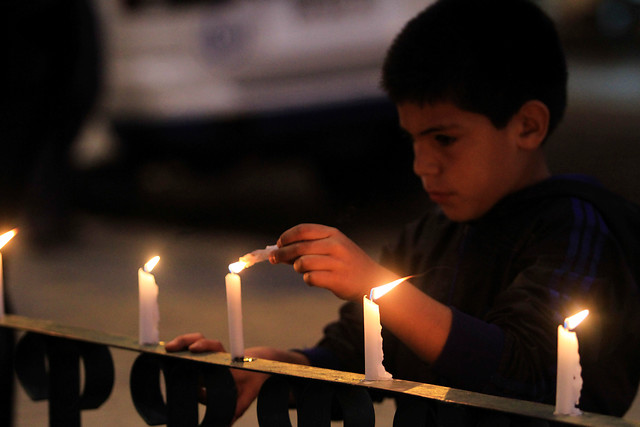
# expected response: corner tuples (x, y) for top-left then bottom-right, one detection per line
(0, 229), (18, 318)
(363, 295), (392, 380)
(222, 245), (275, 362)
(225, 271), (244, 360)
(555, 309), (589, 415)
(0, 252), (4, 319)
(363, 276), (411, 380)
(138, 256), (160, 345)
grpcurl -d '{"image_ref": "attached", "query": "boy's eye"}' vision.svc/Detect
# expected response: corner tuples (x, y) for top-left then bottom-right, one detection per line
(400, 129), (415, 144)
(435, 134), (456, 146)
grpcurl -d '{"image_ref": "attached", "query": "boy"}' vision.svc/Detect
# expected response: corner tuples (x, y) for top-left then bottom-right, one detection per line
(167, 0), (640, 421)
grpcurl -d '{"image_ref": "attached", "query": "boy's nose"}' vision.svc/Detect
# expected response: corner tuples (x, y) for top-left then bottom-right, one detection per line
(413, 153), (440, 176)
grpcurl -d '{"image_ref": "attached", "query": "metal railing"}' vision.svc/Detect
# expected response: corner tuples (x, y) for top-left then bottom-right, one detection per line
(1, 314), (637, 427)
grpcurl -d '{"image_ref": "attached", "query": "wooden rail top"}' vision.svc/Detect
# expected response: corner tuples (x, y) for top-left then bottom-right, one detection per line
(1, 314), (637, 427)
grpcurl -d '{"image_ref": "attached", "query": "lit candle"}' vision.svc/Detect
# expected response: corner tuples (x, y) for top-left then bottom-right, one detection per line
(223, 245), (277, 361)
(555, 309), (589, 415)
(226, 261), (246, 360)
(0, 229), (18, 318)
(138, 256), (160, 345)
(363, 277), (410, 381)
(363, 295), (392, 380)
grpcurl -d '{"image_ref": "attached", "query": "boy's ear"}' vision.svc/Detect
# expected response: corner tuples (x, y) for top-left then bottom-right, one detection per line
(514, 100), (550, 150)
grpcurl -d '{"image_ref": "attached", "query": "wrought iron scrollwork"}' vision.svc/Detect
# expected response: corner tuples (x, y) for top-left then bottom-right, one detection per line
(14, 332), (114, 427)
(1, 315), (618, 427)
(130, 352), (237, 426)
(257, 375), (375, 427)
(392, 395), (551, 427)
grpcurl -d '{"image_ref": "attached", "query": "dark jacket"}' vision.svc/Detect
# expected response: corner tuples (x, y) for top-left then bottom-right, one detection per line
(302, 175), (640, 417)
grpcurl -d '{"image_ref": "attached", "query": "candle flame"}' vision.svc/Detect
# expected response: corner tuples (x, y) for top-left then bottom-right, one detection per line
(564, 309), (589, 330)
(370, 276), (412, 301)
(144, 256), (160, 273)
(229, 261), (247, 274)
(0, 228), (18, 250)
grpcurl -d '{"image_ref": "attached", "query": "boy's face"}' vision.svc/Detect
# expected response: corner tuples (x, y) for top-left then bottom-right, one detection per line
(398, 101), (548, 222)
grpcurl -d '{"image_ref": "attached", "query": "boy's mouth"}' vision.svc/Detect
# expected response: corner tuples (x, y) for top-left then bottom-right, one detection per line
(427, 190), (454, 204)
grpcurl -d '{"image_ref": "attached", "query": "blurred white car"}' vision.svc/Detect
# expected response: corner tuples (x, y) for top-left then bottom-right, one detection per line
(80, 0), (640, 216)
(100, 0), (430, 121)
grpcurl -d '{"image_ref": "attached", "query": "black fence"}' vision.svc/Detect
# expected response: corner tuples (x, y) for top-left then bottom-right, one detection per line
(1, 314), (637, 427)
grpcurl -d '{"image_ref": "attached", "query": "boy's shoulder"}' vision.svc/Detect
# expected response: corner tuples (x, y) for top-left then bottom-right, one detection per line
(485, 175), (640, 283)
(525, 175), (640, 231)
(533, 175), (640, 275)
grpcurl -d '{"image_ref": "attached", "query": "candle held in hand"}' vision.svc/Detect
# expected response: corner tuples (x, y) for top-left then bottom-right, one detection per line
(555, 309), (589, 415)
(238, 244), (278, 269)
(0, 228), (17, 318)
(138, 256), (160, 345)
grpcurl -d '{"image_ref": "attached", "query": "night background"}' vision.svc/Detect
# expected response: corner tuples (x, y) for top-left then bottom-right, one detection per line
(4, 0), (640, 424)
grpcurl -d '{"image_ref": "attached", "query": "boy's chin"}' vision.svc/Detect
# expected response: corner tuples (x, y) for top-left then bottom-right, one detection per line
(439, 205), (486, 223)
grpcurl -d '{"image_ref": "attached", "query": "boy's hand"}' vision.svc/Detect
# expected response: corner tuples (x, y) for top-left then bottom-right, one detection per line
(270, 223), (399, 301)
(165, 332), (224, 353)
(165, 334), (269, 424)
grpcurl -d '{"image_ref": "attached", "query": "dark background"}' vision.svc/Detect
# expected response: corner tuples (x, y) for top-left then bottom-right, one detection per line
(4, 1), (640, 424)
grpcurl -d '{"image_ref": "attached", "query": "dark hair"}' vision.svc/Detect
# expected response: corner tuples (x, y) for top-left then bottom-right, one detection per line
(381, 0), (567, 136)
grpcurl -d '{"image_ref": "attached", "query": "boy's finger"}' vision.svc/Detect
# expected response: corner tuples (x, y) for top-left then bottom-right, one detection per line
(272, 239), (334, 264)
(188, 339), (225, 353)
(302, 270), (340, 291)
(277, 223), (336, 247)
(293, 254), (337, 275)
(165, 332), (205, 352)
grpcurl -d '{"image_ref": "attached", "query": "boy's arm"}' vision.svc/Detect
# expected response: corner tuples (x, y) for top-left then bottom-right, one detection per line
(374, 280), (452, 363)
(272, 223), (453, 363)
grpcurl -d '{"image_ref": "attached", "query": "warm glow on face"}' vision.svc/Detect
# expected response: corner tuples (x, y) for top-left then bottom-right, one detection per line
(0, 229), (17, 251)
(370, 276), (411, 301)
(229, 261), (247, 274)
(144, 256), (160, 273)
(564, 309), (589, 330)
